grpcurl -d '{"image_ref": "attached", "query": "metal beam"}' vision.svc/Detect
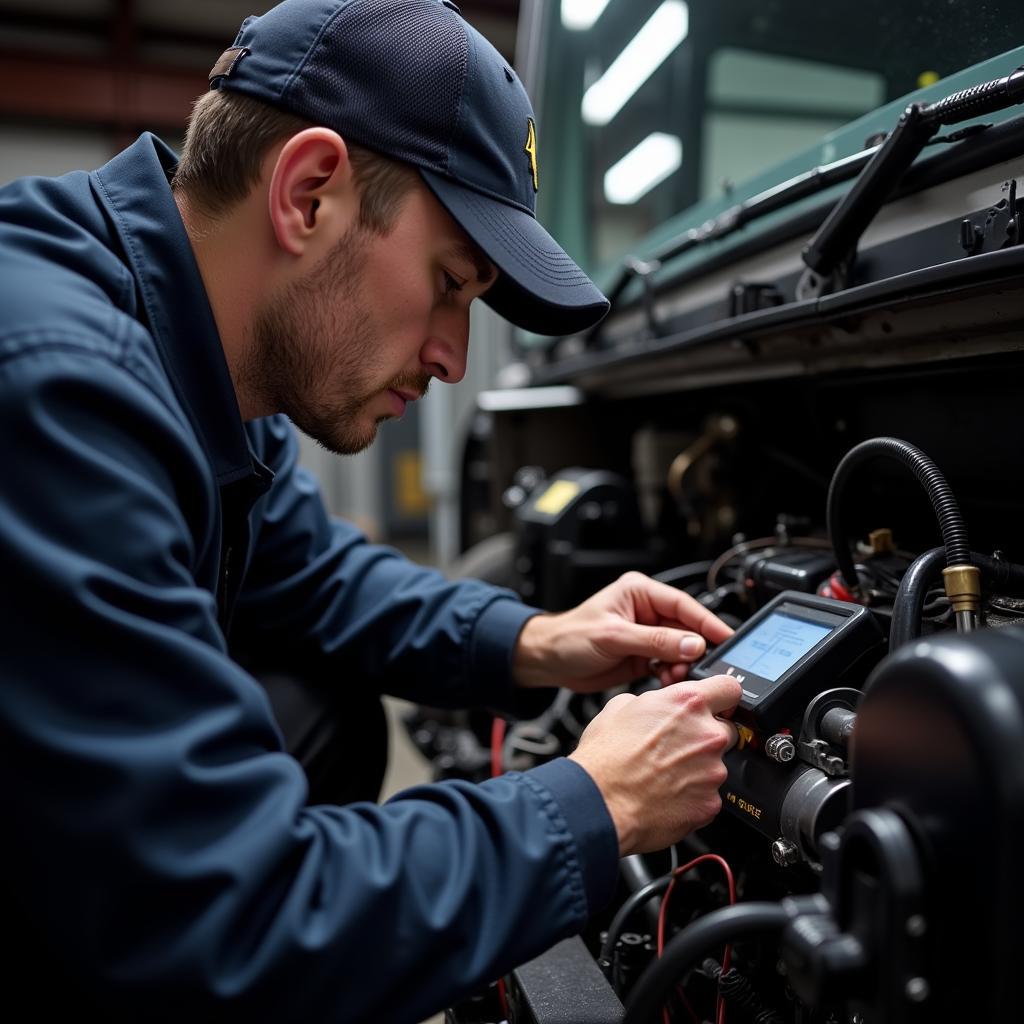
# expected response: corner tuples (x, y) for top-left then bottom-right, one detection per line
(0, 50), (203, 130)
(0, 8), (223, 51)
(0, 1), (520, 49)
(0, 0), (519, 133)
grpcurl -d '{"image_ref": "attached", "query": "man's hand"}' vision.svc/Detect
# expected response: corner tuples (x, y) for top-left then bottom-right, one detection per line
(513, 571), (733, 691)
(569, 676), (742, 855)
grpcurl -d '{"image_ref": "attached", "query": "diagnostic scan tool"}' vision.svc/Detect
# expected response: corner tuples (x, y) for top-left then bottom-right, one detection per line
(690, 592), (885, 731)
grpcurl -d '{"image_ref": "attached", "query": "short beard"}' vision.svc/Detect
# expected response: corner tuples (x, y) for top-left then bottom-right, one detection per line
(244, 225), (394, 455)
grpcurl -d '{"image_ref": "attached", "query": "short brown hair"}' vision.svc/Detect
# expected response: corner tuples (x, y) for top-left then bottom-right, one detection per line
(171, 90), (418, 233)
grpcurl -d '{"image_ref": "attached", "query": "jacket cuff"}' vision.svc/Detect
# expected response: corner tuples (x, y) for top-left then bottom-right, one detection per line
(469, 597), (557, 717)
(525, 757), (619, 915)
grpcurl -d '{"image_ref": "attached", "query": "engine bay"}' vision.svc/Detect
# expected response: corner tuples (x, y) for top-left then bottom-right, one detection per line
(420, 407), (1024, 1021)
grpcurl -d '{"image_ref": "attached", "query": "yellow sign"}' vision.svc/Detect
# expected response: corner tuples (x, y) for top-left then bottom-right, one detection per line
(524, 117), (539, 193)
(534, 479), (580, 516)
(395, 451), (431, 517)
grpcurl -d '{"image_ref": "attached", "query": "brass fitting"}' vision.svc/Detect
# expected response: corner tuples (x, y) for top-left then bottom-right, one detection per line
(868, 528), (895, 554)
(942, 564), (981, 615)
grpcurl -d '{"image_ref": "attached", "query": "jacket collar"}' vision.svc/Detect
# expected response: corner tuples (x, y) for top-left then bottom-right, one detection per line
(93, 133), (257, 486)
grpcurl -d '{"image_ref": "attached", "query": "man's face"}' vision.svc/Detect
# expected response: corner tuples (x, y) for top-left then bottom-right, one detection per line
(245, 182), (495, 455)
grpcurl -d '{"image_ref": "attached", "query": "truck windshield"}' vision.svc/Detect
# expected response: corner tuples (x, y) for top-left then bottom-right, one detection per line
(534, 0), (1024, 276)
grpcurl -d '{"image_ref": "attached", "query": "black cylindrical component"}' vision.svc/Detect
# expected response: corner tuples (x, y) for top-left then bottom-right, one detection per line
(820, 707), (856, 746)
(826, 437), (970, 592)
(623, 903), (789, 1024)
(780, 769), (850, 864)
(854, 628), (1024, 1020)
(721, 747), (801, 839)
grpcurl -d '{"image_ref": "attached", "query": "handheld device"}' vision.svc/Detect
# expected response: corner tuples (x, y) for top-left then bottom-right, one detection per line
(690, 591), (885, 732)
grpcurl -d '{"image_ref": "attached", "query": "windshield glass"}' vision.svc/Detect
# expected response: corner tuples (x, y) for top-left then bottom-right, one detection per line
(535, 0), (1024, 277)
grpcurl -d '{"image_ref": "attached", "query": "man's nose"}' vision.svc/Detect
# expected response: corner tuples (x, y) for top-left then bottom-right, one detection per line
(421, 307), (470, 383)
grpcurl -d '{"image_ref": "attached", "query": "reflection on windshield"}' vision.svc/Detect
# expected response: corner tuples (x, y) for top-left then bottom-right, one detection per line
(539, 0), (1024, 273)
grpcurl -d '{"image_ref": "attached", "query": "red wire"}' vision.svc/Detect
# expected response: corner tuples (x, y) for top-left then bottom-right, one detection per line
(490, 717), (506, 779)
(656, 854), (737, 1024)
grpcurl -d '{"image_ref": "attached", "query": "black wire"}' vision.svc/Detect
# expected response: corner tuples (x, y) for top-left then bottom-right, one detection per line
(654, 561), (715, 590)
(623, 903), (790, 1024)
(599, 875), (673, 967)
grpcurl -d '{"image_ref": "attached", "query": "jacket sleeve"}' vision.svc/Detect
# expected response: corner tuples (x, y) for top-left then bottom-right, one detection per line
(233, 415), (542, 712)
(0, 346), (619, 1022)
(0, 346), (614, 1024)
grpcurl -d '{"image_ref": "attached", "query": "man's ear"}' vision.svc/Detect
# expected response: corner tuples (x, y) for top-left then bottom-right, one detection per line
(266, 127), (358, 256)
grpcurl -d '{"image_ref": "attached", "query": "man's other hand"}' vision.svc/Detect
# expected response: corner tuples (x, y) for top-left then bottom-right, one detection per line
(513, 571), (734, 691)
(569, 676), (742, 854)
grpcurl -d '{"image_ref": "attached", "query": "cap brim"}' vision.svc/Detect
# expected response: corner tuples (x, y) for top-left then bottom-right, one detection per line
(420, 169), (609, 337)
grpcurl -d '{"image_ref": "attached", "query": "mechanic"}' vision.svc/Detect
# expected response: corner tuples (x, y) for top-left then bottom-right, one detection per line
(0, 0), (740, 1020)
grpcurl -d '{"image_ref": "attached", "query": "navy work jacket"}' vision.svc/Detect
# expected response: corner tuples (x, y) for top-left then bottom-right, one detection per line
(0, 134), (618, 1022)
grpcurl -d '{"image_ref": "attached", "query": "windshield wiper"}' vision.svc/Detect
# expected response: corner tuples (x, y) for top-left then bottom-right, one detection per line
(588, 146), (880, 345)
(589, 64), (1024, 347)
(798, 64), (1024, 298)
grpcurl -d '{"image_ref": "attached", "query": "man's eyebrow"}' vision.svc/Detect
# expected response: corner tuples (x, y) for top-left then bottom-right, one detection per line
(450, 241), (496, 284)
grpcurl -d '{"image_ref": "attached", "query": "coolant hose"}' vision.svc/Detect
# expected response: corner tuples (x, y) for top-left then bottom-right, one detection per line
(826, 437), (970, 593)
(622, 902), (789, 1024)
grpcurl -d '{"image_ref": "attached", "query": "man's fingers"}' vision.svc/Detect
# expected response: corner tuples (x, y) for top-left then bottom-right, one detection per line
(632, 576), (734, 643)
(718, 716), (740, 750)
(625, 624), (707, 665)
(688, 673), (743, 715)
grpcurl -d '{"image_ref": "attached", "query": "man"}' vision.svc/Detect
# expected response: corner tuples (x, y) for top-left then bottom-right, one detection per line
(0, 0), (740, 1020)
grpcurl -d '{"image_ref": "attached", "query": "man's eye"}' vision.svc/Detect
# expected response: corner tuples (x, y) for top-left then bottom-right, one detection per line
(442, 270), (464, 296)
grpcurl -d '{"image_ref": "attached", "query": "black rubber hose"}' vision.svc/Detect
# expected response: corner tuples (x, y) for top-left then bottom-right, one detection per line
(889, 546), (945, 650)
(622, 903), (789, 1024)
(974, 552), (1024, 594)
(826, 437), (970, 592)
(890, 548), (1024, 650)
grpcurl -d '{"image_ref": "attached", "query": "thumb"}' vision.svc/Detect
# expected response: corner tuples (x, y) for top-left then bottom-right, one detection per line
(608, 622), (707, 664)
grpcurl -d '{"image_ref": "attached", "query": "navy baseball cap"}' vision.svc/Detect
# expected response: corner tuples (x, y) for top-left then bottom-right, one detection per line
(208, 0), (609, 336)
